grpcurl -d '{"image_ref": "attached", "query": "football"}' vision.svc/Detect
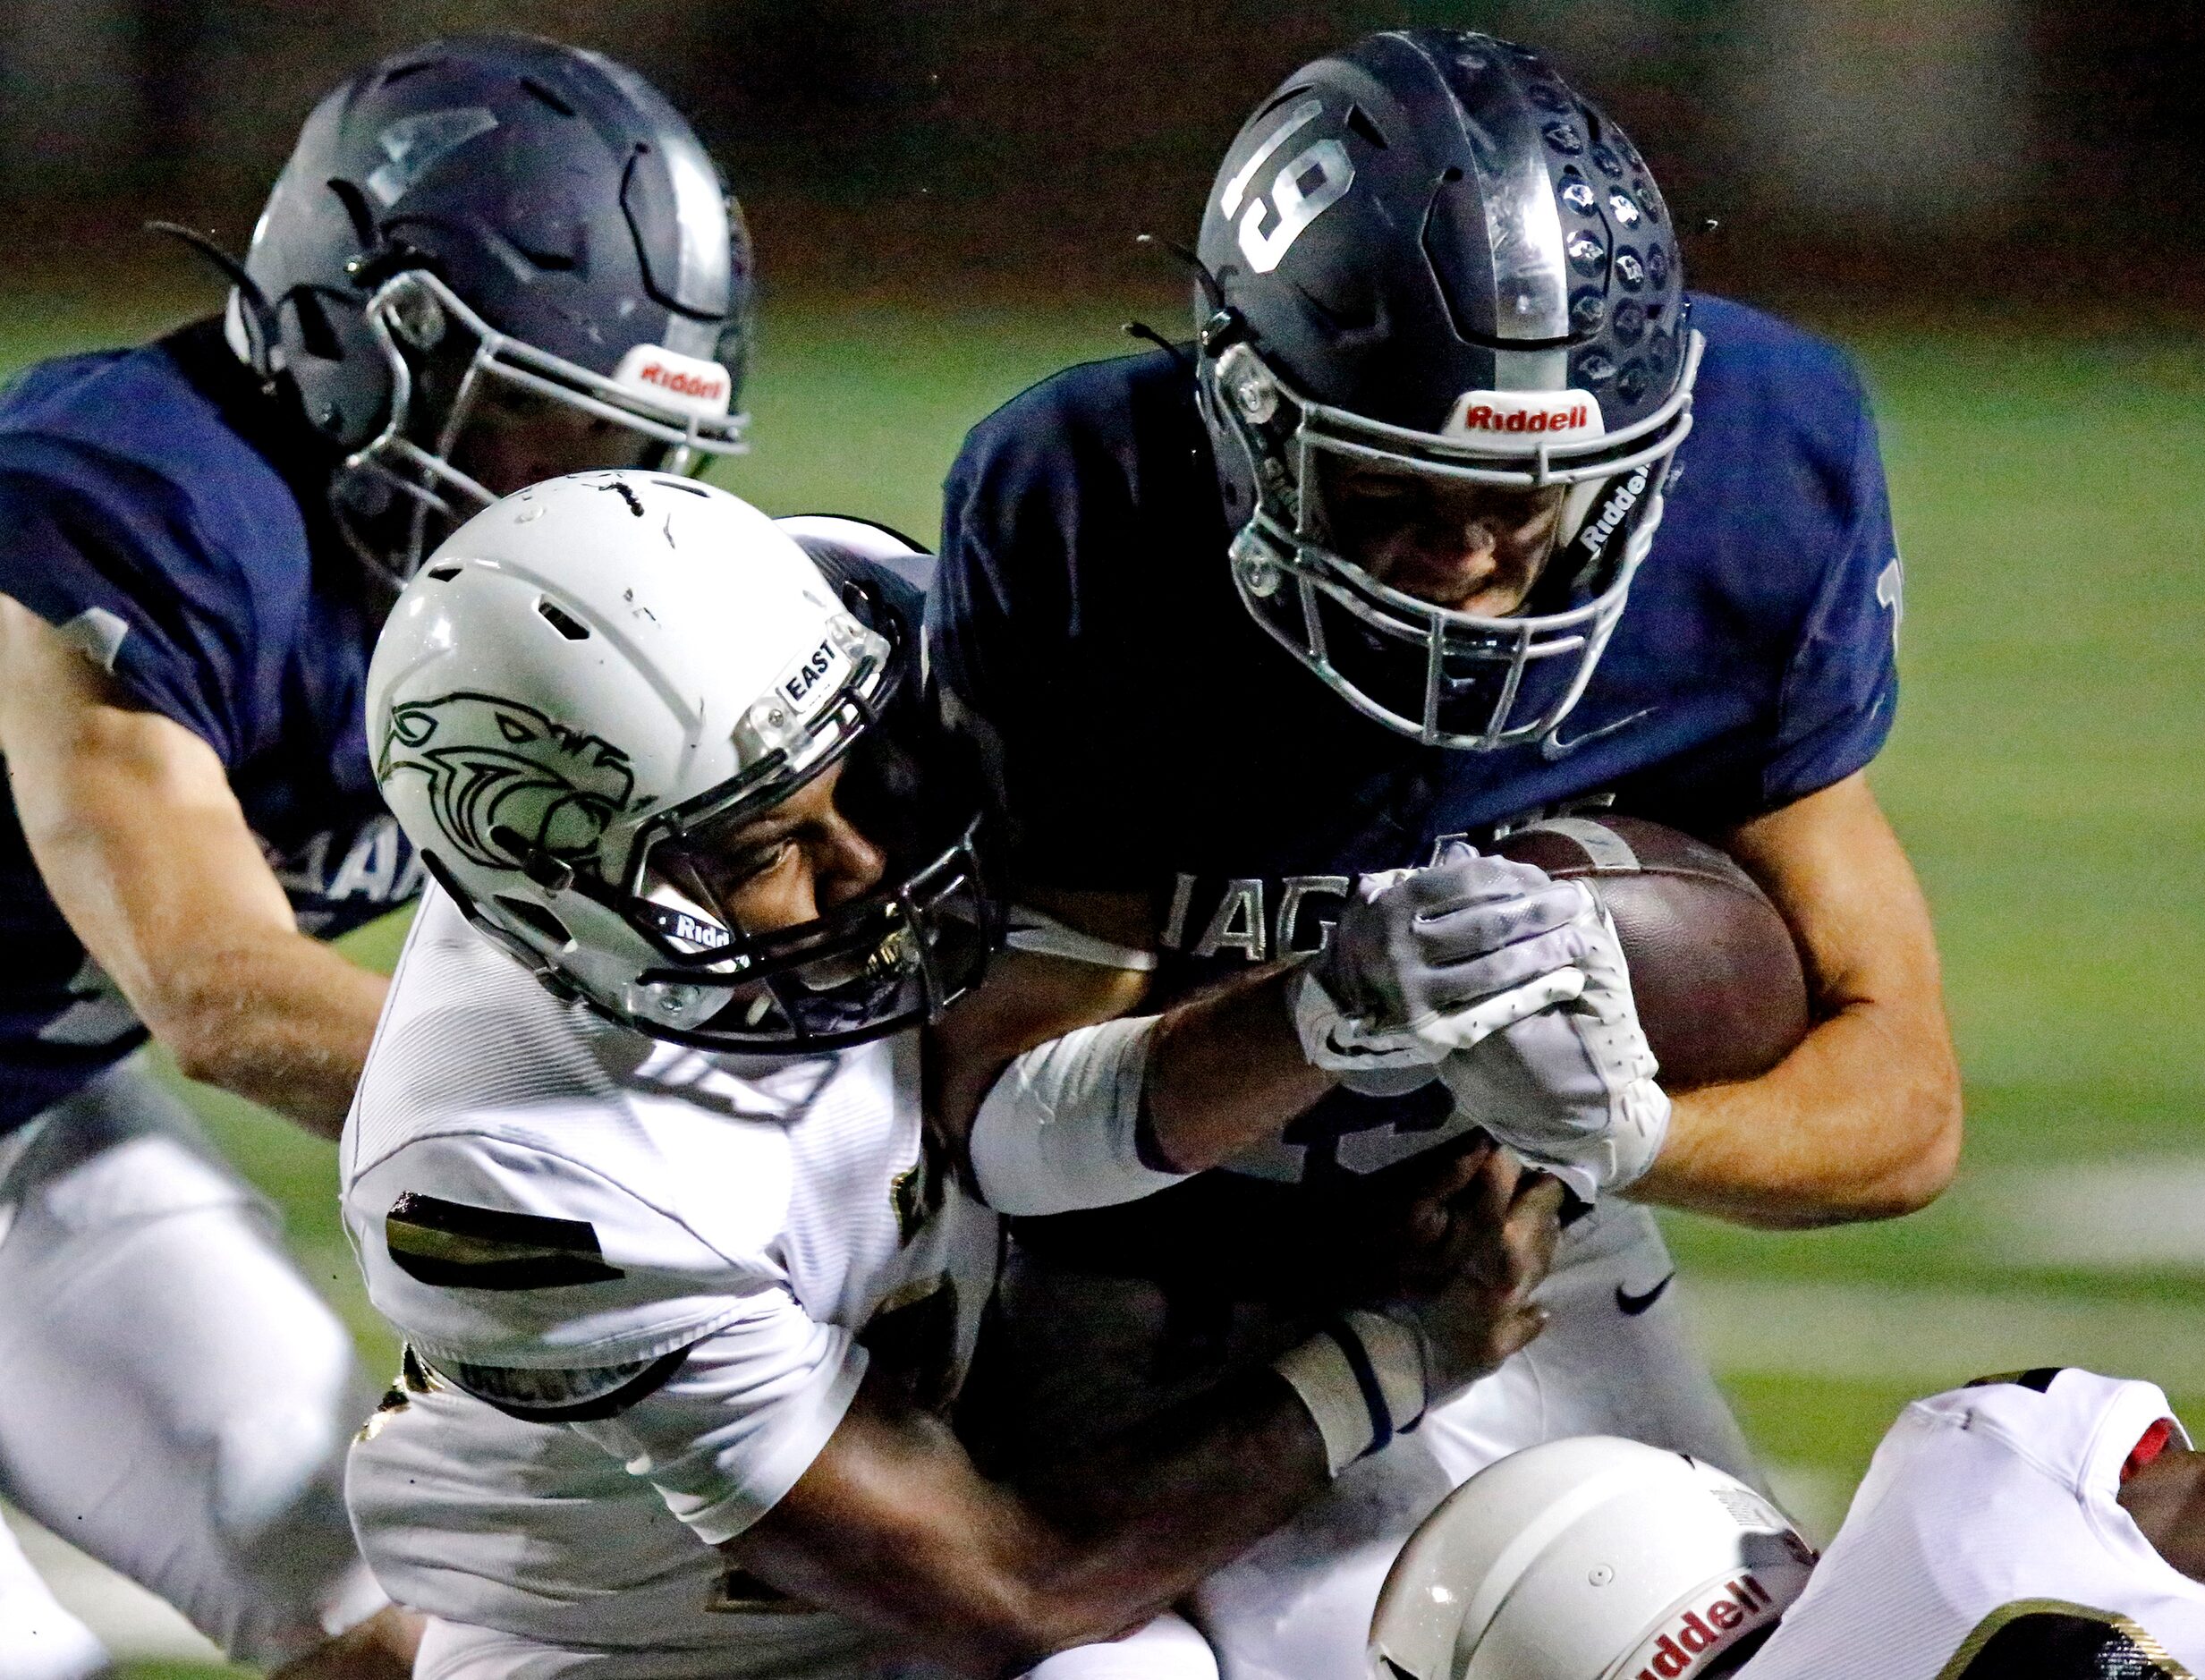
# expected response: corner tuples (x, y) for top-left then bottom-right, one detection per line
(1490, 815), (1810, 1091)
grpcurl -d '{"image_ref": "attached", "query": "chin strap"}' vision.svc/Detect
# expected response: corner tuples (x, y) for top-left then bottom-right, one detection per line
(145, 220), (283, 396)
(1004, 906), (1157, 972)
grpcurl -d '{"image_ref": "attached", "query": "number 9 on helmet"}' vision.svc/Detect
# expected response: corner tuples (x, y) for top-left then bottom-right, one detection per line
(366, 470), (998, 1051)
(1193, 30), (1700, 751)
(1370, 1437), (1815, 1680)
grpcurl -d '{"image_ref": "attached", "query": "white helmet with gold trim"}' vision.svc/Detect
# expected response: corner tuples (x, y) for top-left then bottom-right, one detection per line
(367, 469), (995, 1049)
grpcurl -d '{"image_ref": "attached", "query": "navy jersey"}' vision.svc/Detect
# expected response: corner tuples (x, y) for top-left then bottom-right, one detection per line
(0, 321), (420, 1129)
(929, 294), (1901, 1267)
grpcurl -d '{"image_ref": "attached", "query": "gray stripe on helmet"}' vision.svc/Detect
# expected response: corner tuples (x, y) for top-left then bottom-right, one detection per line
(1404, 35), (1572, 345)
(1491, 345), (1571, 391)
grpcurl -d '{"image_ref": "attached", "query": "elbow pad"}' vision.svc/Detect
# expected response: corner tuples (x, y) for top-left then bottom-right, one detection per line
(968, 1016), (1190, 1217)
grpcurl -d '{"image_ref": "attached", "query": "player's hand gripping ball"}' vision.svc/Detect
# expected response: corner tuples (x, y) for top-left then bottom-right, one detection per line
(1292, 847), (1591, 1091)
(1432, 882), (1668, 1200)
(1488, 816), (1810, 1092)
(1437, 817), (1811, 1199)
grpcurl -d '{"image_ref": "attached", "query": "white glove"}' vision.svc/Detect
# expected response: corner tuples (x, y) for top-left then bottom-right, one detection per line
(1435, 883), (1671, 1201)
(1293, 846), (1591, 1094)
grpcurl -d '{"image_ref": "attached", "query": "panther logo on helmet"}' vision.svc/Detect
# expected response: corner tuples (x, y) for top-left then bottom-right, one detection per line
(377, 692), (635, 871)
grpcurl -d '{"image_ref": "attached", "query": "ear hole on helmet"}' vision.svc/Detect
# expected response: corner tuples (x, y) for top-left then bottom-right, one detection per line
(537, 598), (591, 641)
(425, 563), (462, 581)
(286, 287), (345, 361)
(520, 75), (578, 118)
(493, 895), (577, 951)
(1345, 104), (1389, 148)
(325, 176), (378, 247)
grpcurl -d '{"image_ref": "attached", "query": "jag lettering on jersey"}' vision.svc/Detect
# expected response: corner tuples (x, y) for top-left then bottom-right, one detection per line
(1154, 793), (1624, 965)
(1158, 872), (1352, 963)
(266, 813), (426, 935)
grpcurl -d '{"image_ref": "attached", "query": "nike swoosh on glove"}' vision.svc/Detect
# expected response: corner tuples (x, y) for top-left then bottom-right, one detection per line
(1294, 844), (1593, 1095)
(1433, 883), (1671, 1201)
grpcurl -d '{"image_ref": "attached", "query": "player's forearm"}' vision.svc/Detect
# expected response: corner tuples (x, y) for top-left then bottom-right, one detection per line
(151, 929), (388, 1138)
(736, 1155), (1552, 1675)
(1144, 963), (1334, 1171)
(727, 1378), (1331, 1678)
(29, 802), (386, 1137)
(964, 964), (1337, 1218)
(1632, 991), (1960, 1227)
(1633, 774), (1963, 1227)
(4, 602), (386, 1136)
(985, 1375), (1335, 1665)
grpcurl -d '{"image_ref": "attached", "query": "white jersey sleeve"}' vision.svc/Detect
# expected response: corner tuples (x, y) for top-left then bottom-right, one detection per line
(351, 1130), (793, 1370)
(340, 889), (945, 1546)
(1743, 1368), (2205, 1678)
(349, 1128), (870, 1543)
(569, 1322), (869, 1545)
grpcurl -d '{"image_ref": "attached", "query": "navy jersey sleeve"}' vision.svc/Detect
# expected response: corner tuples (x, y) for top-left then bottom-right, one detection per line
(0, 445), (281, 768)
(929, 400), (1072, 733)
(929, 378), (1117, 883)
(1757, 378), (1903, 807)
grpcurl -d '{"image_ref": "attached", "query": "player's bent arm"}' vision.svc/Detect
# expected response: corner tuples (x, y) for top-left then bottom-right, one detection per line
(1631, 771), (1961, 1227)
(0, 594), (386, 1137)
(725, 1363), (1326, 1676)
(722, 1154), (1561, 1678)
(942, 861), (1586, 1213)
(928, 886), (1335, 1186)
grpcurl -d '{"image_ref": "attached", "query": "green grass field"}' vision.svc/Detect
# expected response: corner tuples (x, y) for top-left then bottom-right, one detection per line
(2, 284), (2200, 1676)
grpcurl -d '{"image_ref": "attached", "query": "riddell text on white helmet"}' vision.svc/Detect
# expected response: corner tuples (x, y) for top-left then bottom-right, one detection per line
(1618, 1573), (1782, 1680)
(638, 362), (725, 400)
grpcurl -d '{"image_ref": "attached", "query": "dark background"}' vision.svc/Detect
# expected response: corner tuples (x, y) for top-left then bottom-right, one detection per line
(3, 0), (2200, 315)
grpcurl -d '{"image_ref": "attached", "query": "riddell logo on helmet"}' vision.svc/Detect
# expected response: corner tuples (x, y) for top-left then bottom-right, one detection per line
(1621, 1574), (1781, 1679)
(638, 361), (725, 401)
(612, 344), (733, 417)
(1441, 387), (1605, 451)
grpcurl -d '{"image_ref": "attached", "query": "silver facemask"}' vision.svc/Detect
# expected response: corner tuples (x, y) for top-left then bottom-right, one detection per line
(341, 270), (751, 582)
(1199, 329), (1702, 751)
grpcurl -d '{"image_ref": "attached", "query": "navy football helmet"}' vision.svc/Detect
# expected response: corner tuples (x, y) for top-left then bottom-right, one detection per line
(1192, 30), (1700, 751)
(229, 35), (752, 580)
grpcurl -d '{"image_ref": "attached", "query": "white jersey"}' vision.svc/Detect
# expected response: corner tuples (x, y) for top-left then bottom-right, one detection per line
(1744, 1368), (2205, 1678)
(341, 889), (998, 1669)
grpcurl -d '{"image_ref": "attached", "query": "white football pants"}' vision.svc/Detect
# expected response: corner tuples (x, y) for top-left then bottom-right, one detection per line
(0, 1514), (108, 1680)
(0, 1056), (388, 1667)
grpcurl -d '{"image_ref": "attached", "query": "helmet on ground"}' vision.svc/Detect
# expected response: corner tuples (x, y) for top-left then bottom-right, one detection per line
(367, 471), (996, 1051)
(1370, 1437), (1815, 1680)
(1193, 29), (1700, 750)
(233, 34), (752, 579)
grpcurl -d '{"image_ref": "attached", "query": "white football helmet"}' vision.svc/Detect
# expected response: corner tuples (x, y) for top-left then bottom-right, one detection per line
(367, 469), (996, 1050)
(1370, 1438), (1816, 1680)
